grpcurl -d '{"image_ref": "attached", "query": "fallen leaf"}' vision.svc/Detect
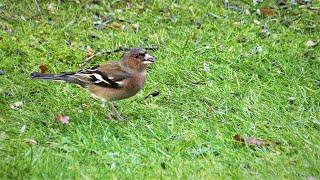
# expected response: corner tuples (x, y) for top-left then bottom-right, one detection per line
(259, 7), (276, 17)
(39, 62), (49, 73)
(0, 131), (7, 141)
(160, 8), (171, 17)
(218, 45), (224, 52)
(245, 9), (251, 15)
(132, 23), (140, 31)
(137, 3), (144, 10)
(299, 5), (308, 9)
(245, 137), (269, 146)
(233, 21), (241, 26)
(56, 115), (70, 124)
(203, 62), (210, 72)
(233, 134), (272, 147)
(10, 101), (23, 110)
(25, 138), (37, 145)
(260, 27), (270, 38)
(306, 40), (318, 48)
(288, 96), (296, 102)
(251, 45), (263, 54)
(312, 119), (320, 127)
(107, 22), (122, 29)
(20, 125), (27, 133)
(307, 176), (317, 180)
(115, 9), (124, 13)
(253, 19), (261, 25)
(82, 103), (89, 109)
(47, 3), (55, 13)
(190, 146), (212, 157)
(86, 47), (94, 57)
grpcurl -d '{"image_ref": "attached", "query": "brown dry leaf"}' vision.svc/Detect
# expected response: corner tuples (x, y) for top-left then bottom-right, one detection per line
(259, 7), (276, 17)
(25, 138), (37, 145)
(86, 47), (94, 58)
(107, 22), (122, 29)
(56, 115), (70, 124)
(233, 134), (271, 147)
(39, 62), (49, 73)
(233, 134), (244, 142)
(245, 137), (269, 146)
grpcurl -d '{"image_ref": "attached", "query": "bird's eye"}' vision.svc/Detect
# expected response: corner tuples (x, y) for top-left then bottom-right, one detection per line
(134, 52), (145, 59)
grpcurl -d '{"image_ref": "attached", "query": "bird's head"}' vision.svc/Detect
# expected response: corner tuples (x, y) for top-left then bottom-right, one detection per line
(121, 48), (155, 72)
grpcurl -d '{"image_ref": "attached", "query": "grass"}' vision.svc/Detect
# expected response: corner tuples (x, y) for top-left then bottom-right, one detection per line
(0, 0), (319, 179)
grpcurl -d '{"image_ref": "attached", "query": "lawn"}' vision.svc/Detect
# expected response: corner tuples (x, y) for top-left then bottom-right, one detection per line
(0, 0), (319, 179)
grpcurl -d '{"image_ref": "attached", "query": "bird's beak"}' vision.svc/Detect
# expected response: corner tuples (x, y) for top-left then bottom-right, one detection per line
(143, 54), (155, 64)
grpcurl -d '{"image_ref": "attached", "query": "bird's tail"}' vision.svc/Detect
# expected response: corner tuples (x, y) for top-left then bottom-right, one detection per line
(30, 72), (88, 87)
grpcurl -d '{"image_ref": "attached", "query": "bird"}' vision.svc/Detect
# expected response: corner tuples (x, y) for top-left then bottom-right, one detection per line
(30, 48), (156, 120)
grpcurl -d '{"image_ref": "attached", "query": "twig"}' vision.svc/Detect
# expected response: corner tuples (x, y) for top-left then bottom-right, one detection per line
(34, 0), (41, 12)
(80, 45), (159, 67)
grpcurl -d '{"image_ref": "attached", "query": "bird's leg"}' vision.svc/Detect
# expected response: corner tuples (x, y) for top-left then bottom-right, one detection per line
(110, 102), (124, 121)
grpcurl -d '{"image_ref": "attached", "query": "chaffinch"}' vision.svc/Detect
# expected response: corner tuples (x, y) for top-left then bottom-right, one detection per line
(30, 48), (155, 120)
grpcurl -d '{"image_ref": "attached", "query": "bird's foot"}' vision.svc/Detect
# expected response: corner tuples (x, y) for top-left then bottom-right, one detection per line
(110, 103), (125, 121)
(105, 113), (125, 121)
(113, 112), (124, 121)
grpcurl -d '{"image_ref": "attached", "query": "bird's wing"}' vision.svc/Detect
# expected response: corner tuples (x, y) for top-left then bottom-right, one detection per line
(73, 61), (130, 88)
